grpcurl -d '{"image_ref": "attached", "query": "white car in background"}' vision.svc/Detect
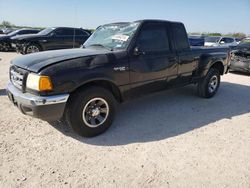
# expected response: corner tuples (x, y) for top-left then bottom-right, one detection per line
(204, 36), (238, 48)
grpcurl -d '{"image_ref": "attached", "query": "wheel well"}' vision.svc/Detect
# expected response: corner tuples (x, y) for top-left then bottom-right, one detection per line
(73, 80), (122, 103)
(211, 61), (224, 75)
(27, 42), (43, 51)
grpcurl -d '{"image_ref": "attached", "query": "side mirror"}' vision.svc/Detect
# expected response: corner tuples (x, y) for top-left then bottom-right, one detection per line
(133, 47), (145, 56)
(220, 41), (225, 44)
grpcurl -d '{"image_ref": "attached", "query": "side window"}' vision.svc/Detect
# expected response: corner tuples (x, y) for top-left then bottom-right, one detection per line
(224, 38), (234, 43)
(75, 29), (89, 36)
(17, 30), (25, 35)
(21, 30), (34, 34)
(29, 30), (38, 34)
(220, 38), (225, 43)
(172, 23), (189, 51)
(136, 23), (170, 52)
(55, 28), (74, 36)
(25, 30), (31, 34)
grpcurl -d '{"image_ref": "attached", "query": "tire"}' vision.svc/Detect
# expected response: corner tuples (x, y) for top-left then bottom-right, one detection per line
(0, 42), (10, 51)
(65, 86), (117, 137)
(197, 68), (220, 98)
(25, 43), (41, 54)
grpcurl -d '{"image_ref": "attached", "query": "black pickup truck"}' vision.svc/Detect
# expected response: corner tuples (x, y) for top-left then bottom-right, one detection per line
(11, 27), (91, 54)
(6, 20), (230, 137)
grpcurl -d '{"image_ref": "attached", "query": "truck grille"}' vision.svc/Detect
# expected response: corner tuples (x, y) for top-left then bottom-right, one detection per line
(10, 66), (26, 90)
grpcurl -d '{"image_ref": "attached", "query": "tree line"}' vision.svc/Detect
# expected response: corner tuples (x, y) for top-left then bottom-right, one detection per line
(0, 21), (45, 30)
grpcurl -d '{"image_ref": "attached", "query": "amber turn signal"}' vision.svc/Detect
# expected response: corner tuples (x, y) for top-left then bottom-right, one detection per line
(39, 76), (53, 91)
(26, 73), (53, 91)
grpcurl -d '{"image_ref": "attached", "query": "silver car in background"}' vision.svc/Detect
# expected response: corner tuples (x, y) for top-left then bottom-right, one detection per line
(205, 36), (238, 48)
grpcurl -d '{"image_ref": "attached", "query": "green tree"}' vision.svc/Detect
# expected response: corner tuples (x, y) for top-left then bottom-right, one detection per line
(231, 32), (246, 39)
(208, 33), (222, 36)
(1, 21), (13, 27)
(188, 32), (202, 36)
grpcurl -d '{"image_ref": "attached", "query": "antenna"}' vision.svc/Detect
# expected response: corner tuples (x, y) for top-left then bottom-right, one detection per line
(73, 28), (75, 48)
(72, 3), (77, 48)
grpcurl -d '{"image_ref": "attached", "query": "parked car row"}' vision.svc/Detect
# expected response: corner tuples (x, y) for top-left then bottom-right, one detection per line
(204, 36), (238, 48)
(0, 28), (40, 51)
(1, 25), (248, 58)
(0, 27), (91, 54)
(188, 35), (245, 49)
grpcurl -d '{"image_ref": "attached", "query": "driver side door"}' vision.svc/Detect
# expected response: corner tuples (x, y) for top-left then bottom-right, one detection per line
(129, 22), (178, 96)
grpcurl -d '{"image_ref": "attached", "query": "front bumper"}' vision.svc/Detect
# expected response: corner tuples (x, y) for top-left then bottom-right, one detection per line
(6, 82), (69, 121)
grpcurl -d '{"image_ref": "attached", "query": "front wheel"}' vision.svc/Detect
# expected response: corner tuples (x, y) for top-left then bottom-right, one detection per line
(65, 87), (117, 137)
(197, 68), (220, 98)
(25, 44), (41, 54)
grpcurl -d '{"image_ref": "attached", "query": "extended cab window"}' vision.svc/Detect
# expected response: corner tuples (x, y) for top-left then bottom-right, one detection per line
(55, 28), (74, 36)
(172, 23), (189, 51)
(137, 23), (170, 52)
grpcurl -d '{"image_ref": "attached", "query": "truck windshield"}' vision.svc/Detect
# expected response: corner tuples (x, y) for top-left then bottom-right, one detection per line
(84, 22), (140, 50)
(205, 36), (221, 43)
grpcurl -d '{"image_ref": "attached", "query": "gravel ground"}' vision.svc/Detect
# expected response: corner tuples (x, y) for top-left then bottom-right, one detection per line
(0, 52), (250, 188)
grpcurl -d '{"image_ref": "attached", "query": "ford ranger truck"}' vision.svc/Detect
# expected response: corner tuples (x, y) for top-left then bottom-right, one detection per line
(6, 20), (230, 137)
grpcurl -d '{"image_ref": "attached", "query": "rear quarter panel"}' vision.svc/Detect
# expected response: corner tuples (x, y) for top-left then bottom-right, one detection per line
(191, 47), (230, 77)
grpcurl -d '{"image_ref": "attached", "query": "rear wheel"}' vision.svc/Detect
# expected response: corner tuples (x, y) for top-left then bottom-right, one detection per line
(65, 86), (117, 137)
(197, 68), (220, 98)
(25, 44), (41, 54)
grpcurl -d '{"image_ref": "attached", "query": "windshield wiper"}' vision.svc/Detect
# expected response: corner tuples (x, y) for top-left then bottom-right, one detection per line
(88, 44), (113, 51)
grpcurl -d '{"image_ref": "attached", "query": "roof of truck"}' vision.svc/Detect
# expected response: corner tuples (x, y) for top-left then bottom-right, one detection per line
(101, 19), (184, 27)
(135, 19), (183, 24)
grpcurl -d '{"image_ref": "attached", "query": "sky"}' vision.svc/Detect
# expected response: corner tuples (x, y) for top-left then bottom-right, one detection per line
(0, 0), (250, 34)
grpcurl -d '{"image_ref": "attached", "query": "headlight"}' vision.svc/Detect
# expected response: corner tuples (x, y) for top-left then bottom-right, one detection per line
(26, 73), (53, 91)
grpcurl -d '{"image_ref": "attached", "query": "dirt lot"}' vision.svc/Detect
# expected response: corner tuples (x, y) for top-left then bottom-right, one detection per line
(0, 52), (250, 188)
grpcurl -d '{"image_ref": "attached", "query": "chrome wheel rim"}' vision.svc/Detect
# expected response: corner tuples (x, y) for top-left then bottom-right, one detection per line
(26, 45), (39, 54)
(208, 75), (218, 93)
(82, 97), (109, 128)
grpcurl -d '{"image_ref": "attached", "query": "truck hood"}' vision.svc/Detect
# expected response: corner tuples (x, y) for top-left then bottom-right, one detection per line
(11, 48), (108, 72)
